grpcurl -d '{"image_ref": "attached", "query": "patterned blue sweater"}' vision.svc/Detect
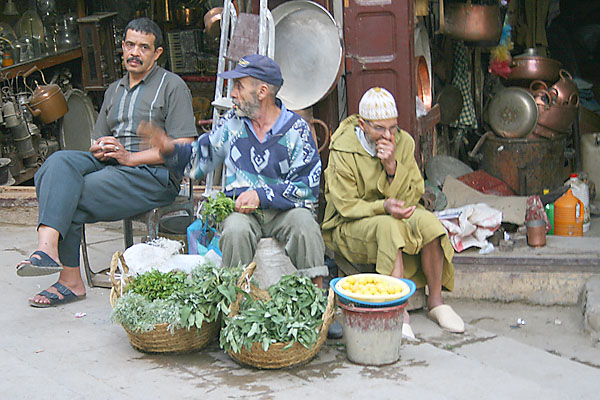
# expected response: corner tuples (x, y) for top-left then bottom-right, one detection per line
(163, 104), (321, 210)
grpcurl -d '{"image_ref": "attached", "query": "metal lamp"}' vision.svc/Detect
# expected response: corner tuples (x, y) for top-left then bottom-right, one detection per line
(3, 0), (19, 16)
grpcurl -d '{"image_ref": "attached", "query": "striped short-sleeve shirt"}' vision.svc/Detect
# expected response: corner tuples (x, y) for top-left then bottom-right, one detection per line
(92, 63), (197, 153)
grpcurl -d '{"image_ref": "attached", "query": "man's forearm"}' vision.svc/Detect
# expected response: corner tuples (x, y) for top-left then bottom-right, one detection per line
(127, 137), (196, 167)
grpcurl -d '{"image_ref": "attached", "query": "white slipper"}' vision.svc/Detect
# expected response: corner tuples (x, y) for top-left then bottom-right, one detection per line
(428, 304), (465, 333)
(402, 323), (415, 339)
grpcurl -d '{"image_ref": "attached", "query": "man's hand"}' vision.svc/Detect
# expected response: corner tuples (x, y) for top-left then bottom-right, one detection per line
(137, 120), (175, 156)
(376, 137), (397, 176)
(235, 190), (260, 214)
(90, 136), (132, 165)
(384, 198), (416, 220)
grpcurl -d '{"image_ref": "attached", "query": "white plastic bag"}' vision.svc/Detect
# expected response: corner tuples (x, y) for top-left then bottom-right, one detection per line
(436, 203), (502, 252)
(122, 237), (222, 276)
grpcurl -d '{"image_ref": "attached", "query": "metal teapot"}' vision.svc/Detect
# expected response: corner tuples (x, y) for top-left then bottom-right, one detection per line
(23, 65), (68, 124)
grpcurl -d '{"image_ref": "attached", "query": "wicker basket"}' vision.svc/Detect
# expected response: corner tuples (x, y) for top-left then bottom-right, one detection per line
(226, 262), (335, 369)
(109, 251), (219, 354)
(124, 320), (219, 354)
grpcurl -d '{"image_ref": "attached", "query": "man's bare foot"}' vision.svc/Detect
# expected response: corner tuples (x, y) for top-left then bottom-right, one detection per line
(17, 249), (61, 268)
(29, 268), (86, 306)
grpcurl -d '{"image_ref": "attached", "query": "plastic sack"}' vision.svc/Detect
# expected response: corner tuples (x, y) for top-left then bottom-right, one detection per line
(122, 237), (221, 276)
(435, 203), (502, 252)
(187, 218), (222, 257)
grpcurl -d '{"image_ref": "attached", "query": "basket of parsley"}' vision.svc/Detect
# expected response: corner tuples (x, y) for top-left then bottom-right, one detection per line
(109, 252), (242, 354)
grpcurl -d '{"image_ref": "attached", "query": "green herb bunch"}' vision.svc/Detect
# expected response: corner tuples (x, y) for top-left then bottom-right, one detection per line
(201, 192), (235, 224)
(111, 294), (181, 333)
(172, 264), (243, 330)
(220, 275), (327, 353)
(128, 269), (187, 301)
(111, 263), (242, 334)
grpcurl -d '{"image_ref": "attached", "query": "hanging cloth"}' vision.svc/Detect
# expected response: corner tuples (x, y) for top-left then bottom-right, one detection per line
(450, 41), (478, 129)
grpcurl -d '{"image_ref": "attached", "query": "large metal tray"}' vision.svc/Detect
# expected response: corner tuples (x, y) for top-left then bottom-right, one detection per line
(272, 0), (343, 111)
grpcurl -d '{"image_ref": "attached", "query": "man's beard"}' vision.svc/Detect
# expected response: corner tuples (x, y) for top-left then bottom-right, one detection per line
(233, 92), (260, 119)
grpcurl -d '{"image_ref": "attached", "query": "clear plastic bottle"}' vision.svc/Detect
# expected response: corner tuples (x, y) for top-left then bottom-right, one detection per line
(565, 173), (590, 232)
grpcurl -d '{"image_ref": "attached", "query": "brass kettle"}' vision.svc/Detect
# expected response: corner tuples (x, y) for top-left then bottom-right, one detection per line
(23, 66), (68, 124)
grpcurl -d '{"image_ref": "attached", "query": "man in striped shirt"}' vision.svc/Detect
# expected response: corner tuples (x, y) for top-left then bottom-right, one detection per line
(17, 18), (198, 307)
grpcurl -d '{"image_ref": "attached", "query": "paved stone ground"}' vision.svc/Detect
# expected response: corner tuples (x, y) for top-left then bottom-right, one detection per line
(2, 219), (600, 399)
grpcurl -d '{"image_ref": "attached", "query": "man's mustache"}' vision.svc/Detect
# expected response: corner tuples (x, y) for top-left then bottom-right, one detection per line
(127, 56), (143, 65)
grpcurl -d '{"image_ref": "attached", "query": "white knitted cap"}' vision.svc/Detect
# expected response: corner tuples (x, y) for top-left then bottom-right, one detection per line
(358, 87), (398, 121)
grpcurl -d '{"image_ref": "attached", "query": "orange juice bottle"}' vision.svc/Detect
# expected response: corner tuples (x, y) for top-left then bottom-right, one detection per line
(553, 188), (584, 237)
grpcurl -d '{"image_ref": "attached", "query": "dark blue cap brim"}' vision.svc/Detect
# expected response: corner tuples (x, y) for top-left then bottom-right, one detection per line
(218, 70), (249, 80)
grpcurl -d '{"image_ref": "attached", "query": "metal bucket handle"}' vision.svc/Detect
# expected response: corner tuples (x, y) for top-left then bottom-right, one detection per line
(468, 131), (493, 161)
(568, 92), (580, 107)
(529, 79), (548, 92)
(22, 65), (48, 94)
(534, 89), (553, 109)
(311, 117), (330, 154)
(559, 68), (573, 81)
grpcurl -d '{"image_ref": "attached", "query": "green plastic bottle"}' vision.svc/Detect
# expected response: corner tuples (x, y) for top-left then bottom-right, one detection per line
(544, 189), (554, 235)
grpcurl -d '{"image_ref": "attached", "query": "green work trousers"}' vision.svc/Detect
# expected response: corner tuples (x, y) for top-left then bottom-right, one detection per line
(220, 207), (328, 279)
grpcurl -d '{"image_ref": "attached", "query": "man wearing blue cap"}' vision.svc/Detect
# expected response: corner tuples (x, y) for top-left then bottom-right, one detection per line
(140, 54), (328, 285)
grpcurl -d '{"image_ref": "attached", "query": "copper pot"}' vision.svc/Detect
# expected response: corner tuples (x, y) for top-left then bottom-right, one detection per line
(506, 48), (562, 84)
(23, 66), (68, 124)
(529, 80), (558, 104)
(550, 69), (579, 106)
(439, 0), (502, 44)
(534, 90), (578, 135)
(526, 219), (546, 247)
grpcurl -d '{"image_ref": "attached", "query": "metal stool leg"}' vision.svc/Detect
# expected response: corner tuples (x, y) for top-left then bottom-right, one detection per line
(124, 218), (134, 248)
(80, 224), (112, 288)
(80, 225), (94, 288)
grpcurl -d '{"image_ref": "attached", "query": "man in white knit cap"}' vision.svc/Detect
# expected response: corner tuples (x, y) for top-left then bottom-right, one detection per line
(322, 87), (464, 336)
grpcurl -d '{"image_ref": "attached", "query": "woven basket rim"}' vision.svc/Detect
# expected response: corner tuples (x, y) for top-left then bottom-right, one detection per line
(225, 263), (335, 369)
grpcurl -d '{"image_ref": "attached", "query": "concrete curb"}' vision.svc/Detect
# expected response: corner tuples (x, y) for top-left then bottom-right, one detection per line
(582, 275), (600, 341)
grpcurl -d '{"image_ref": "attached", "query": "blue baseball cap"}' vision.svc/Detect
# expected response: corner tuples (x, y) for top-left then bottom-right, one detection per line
(218, 54), (284, 87)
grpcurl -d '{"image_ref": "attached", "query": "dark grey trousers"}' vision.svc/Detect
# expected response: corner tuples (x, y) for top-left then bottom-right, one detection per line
(34, 150), (178, 267)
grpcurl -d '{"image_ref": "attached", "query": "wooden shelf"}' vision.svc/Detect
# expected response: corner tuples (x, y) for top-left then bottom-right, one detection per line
(0, 47), (83, 81)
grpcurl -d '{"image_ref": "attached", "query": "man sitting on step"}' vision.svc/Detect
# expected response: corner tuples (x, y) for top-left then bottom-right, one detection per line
(321, 87), (465, 336)
(139, 54), (328, 287)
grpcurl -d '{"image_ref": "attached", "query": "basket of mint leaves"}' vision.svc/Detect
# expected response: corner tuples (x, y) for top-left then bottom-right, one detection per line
(220, 262), (335, 369)
(110, 252), (243, 354)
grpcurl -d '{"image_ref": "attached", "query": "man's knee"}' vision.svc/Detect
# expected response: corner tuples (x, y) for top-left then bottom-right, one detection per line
(220, 213), (258, 245)
(35, 151), (65, 179)
(283, 208), (321, 239)
(35, 150), (91, 180)
(373, 215), (400, 239)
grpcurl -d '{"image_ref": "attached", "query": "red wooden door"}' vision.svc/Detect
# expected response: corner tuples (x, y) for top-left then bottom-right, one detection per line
(343, 0), (416, 136)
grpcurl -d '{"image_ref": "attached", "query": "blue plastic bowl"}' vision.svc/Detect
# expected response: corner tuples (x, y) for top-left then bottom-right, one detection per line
(330, 277), (417, 308)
